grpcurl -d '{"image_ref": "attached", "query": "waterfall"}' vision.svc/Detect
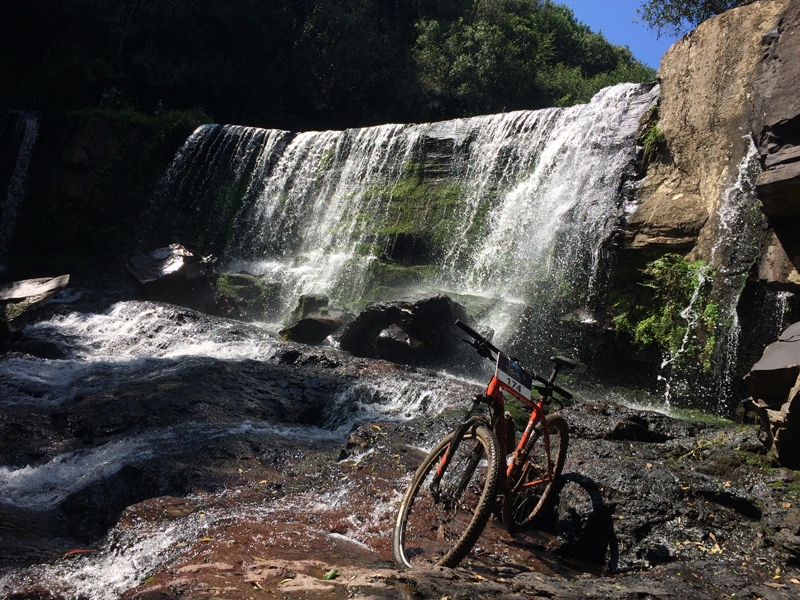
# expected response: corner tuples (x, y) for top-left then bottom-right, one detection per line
(0, 112), (39, 262)
(655, 139), (764, 410)
(144, 83), (658, 367)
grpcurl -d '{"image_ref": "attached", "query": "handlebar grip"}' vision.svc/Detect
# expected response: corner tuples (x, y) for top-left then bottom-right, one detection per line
(455, 320), (500, 355)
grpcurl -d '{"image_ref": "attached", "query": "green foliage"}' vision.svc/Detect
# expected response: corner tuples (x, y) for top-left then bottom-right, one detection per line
(637, 0), (758, 38)
(1, 0), (656, 130)
(613, 254), (720, 370)
(415, 0), (656, 116)
(639, 105), (668, 167)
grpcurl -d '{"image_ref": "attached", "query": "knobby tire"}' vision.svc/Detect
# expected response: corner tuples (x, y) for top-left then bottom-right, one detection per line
(393, 423), (502, 568)
(503, 414), (568, 533)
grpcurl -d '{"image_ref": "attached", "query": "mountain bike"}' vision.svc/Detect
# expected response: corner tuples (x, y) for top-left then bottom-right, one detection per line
(392, 319), (576, 568)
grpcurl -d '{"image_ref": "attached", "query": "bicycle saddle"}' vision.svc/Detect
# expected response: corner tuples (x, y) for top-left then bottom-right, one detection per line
(551, 355), (578, 370)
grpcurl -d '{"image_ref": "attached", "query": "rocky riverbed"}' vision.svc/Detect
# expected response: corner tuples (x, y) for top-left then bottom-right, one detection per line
(1, 290), (800, 599)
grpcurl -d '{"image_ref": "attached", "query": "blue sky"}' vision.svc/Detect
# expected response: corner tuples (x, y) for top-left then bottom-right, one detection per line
(559, 0), (681, 69)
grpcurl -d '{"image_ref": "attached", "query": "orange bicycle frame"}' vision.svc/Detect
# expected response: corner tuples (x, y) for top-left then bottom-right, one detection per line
(485, 375), (553, 486)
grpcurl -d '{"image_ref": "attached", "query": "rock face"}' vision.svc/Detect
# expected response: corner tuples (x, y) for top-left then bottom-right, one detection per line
(215, 272), (281, 321)
(279, 295), (354, 345)
(750, 0), (800, 286)
(622, 0), (790, 271)
(746, 321), (800, 467)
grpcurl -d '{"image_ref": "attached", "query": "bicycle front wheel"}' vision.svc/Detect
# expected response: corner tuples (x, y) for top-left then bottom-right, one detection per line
(393, 423), (502, 568)
(503, 414), (568, 534)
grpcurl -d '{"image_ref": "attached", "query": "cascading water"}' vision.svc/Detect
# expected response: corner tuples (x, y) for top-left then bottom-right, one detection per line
(0, 111), (39, 266)
(142, 83), (658, 367)
(657, 139), (765, 410)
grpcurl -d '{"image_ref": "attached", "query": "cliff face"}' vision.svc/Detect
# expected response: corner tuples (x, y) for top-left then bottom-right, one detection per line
(1, 110), (205, 280)
(751, 0), (800, 287)
(622, 0), (792, 275)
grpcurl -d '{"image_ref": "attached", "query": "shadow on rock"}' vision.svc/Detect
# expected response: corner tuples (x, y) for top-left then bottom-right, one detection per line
(554, 472), (620, 572)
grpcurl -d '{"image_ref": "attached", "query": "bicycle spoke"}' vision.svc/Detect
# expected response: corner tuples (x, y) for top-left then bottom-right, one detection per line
(394, 425), (501, 568)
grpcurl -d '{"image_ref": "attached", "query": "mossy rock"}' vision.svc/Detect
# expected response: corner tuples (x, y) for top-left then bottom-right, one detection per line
(354, 243), (390, 262)
(367, 262), (439, 290)
(216, 273), (281, 320)
(440, 291), (506, 322)
(290, 294), (330, 323)
(357, 173), (471, 264)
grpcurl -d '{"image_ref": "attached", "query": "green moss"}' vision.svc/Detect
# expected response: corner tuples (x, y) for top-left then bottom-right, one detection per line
(612, 254), (719, 371)
(359, 173), (466, 252)
(668, 407), (737, 427)
(738, 451), (776, 470)
(639, 105), (667, 168)
(319, 148), (335, 171)
(354, 243), (390, 261)
(216, 273), (281, 318)
(2, 301), (28, 321)
(367, 261), (440, 289)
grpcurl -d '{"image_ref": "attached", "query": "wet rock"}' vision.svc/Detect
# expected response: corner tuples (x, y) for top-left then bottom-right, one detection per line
(3, 296), (800, 599)
(0, 275), (70, 342)
(375, 324), (424, 364)
(746, 321), (800, 467)
(279, 316), (342, 345)
(290, 294), (330, 322)
(126, 244), (216, 313)
(338, 293), (485, 371)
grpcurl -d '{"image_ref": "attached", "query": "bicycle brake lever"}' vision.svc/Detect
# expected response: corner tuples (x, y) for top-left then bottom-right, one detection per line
(460, 338), (492, 360)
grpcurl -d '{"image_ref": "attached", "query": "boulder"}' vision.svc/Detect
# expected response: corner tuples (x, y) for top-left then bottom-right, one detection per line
(338, 293), (487, 371)
(126, 244), (216, 313)
(279, 316), (343, 345)
(290, 295), (330, 323)
(375, 324), (424, 365)
(745, 321), (800, 404)
(746, 321), (800, 467)
(0, 274), (70, 341)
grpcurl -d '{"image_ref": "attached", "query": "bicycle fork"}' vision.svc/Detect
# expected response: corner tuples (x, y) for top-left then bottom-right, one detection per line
(428, 396), (494, 503)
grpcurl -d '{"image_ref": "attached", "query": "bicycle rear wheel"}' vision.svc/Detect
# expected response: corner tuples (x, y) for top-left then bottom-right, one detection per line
(393, 423), (502, 568)
(503, 414), (568, 533)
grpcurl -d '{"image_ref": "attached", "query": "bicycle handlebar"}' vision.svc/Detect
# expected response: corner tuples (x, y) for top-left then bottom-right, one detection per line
(455, 319), (499, 355)
(455, 319), (574, 401)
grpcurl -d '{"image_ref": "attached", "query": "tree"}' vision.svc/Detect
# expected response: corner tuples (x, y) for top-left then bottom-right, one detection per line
(637, 0), (759, 38)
